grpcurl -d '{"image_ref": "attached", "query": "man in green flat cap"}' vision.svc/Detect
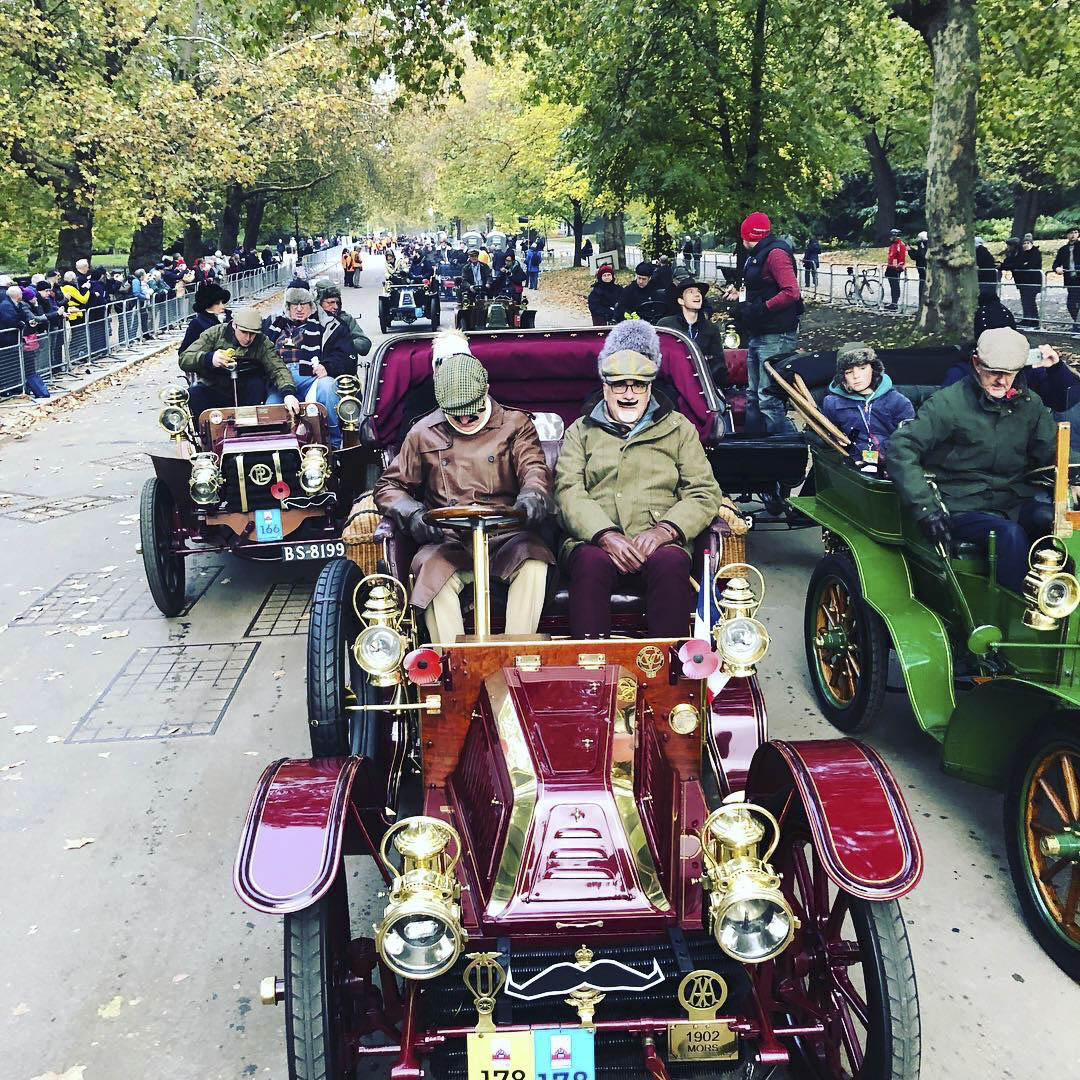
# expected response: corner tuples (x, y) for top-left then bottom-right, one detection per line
(373, 331), (554, 641)
(555, 319), (723, 637)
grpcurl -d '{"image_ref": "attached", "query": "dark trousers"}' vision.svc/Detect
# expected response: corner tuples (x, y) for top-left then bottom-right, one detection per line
(1065, 280), (1080, 323)
(344, 269), (355, 287)
(1018, 285), (1041, 327)
(803, 264), (817, 288)
(950, 499), (1053, 593)
(885, 266), (901, 306)
(187, 376), (267, 420)
(568, 543), (693, 638)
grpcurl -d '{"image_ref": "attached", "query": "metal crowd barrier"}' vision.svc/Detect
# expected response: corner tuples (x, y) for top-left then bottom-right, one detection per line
(0, 262), (286, 398)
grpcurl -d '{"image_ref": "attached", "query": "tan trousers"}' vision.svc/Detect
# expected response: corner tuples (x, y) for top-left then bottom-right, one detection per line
(424, 559), (548, 642)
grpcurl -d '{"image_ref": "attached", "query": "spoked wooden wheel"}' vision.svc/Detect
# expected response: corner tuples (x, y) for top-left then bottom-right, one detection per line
(805, 553), (889, 733)
(1005, 722), (1080, 979)
(772, 824), (921, 1080)
(139, 476), (186, 617)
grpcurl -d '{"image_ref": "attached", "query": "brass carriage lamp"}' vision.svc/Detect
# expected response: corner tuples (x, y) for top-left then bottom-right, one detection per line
(334, 375), (362, 432)
(189, 452), (223, 506)
(159, 386), (192, 439)
(375, 817), (466, 980)
(298, 445), (331, 494)
(1022, 538), (1080, 631)
(712, 563), (770, 676)
(699, 803), (797, 963)
(722, 321), (741, 350)
(352, 574), (409, 687)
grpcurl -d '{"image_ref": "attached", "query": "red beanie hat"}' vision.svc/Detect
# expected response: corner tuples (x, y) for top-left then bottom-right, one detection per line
(595, 263), (614, 281)
(740, 212), (771, 245)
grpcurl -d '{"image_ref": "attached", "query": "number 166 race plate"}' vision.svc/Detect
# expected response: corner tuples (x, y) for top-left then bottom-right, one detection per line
(466, 1028), (595, 1080)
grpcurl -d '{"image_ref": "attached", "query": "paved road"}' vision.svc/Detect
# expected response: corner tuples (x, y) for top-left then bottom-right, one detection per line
(2, 256), (1077, 1080)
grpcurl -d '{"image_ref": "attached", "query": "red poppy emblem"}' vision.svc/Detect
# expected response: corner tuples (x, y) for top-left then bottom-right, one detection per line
(405, 648), (443, 686)
(678, 639), (719, 679)
(271, 481), (290, 500)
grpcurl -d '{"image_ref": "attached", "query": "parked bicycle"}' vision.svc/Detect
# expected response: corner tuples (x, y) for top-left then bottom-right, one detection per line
(844, 265), (884, 307)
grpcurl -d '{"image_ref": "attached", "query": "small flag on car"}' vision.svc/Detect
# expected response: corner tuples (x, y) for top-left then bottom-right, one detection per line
(693, 551), (729, 705)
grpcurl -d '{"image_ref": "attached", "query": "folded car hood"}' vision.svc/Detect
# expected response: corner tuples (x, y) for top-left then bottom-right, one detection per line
(447, 665), (677, 931)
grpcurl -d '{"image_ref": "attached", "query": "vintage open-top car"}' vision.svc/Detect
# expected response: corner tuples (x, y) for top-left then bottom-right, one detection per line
(455, 285), (537, 331)
(233, 328), (925, 1079)
(140, 377), (373, 615)
(380, 270), (442, 334)
(774, 346), (1080, 980)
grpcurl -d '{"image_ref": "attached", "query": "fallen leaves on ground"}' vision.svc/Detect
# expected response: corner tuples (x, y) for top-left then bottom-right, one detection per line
(102, 629), (129, 639)
(64, 837), (95, 850)
(2, 760), (26, 770)
(31, 1066), (87, 1080)
(12, 1002), (29, 1016)
(97, 995), (123, 1019)
(172, 972), (190, 983)
(46, 735), (63, 744)
(12, 724), (37, 735)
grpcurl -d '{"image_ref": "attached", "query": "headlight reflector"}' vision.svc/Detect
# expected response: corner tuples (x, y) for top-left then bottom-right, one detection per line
(353, 624), (404, 678)
(298, 445), (330, 494)
(159, 405), (190, 435)
(379, 906), (462, 978)
(336, 396), (361, 426)
(715, 617), (769, 674)
(715, 890), (795, 963)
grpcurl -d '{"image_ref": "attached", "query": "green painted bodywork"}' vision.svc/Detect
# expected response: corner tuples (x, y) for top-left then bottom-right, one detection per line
(795, 448), (1080, 791)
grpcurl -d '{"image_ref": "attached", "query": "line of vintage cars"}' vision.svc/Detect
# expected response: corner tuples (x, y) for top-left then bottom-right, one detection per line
(143, 317), (1080, 1080)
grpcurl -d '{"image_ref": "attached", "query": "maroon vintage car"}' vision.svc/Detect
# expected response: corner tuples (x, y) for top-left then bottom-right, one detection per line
(140, 377), (374, 615)
(233, 329), (924, 1080)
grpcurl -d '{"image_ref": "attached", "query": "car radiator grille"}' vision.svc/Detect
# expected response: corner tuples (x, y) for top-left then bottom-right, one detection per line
(421, 937), (752, 1080)
(219, 449), (302, 512)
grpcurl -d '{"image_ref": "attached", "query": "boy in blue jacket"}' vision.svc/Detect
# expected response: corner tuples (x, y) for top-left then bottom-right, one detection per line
(823, 342), (915, 470)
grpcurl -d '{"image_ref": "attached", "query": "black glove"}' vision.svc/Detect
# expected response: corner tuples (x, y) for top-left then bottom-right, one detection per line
(514, 489), (551, 529)
(919, 510), (951, 550)
(407, 507), (444, 546)
(738, 296), (768, 328)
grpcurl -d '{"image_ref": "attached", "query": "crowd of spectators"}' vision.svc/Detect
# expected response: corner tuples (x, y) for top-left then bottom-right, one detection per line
(0, 236), (338, 399)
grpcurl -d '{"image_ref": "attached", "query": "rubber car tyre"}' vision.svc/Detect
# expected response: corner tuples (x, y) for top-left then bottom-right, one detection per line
(283, 875), (350, 1080)
(140, 476), (186, 617)
(804, 551), (889, 733)
(785, 900), (920, 1080)
(307, 557), (375, 758)
(1003, 720), (1080, 980)
(521, 309), (536, 329)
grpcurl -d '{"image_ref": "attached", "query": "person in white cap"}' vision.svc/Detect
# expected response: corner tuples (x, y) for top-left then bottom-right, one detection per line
(886, 326), (1060, 591)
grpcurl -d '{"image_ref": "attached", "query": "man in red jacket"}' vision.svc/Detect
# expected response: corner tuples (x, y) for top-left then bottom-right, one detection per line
(724, 211), (803, 433)
(885, 229), (907, 310)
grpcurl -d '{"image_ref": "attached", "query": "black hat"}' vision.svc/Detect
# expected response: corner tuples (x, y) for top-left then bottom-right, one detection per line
(674, 277), (710, 299)
(889, 229), (901, 237)
(193, 282), (231, 312)
(634, 261), (655, 276)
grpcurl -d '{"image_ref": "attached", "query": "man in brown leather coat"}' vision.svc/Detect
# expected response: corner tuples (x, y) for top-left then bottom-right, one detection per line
(374, 335), (554, 641)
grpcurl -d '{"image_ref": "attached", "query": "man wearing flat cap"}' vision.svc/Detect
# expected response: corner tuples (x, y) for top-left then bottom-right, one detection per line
(555, 320), (724, 637)
(886, 326), (1059, 592)
(658, 278), (728, 386)
(374, 332), (554, 642)
(178, 307), (299, 419)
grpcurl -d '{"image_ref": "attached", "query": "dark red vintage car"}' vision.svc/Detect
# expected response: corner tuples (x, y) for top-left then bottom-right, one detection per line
(233, 329), (924, 1080)
(140, 377), (375, 615)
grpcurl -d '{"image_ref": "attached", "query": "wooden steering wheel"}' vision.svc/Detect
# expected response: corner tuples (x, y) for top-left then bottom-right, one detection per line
(423, 504), (525, 533)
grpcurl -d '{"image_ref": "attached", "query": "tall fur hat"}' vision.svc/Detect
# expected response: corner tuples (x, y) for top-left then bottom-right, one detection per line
(597, 320), (662, 382)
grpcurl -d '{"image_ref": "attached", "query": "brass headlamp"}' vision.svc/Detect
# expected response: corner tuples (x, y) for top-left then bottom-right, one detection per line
(351, 575), (408, 686)
(699, 803), (797, 963)
(1022, 537), (1080, 630)
(721, 321), (741, 350)
(712, 563), (770, 676)
(159, 386), (192, 439)
(298, 444), (331, 494)
(375, 817), (466, 980)
(335, 374), (362, 431)
(189, 452), (223, 505)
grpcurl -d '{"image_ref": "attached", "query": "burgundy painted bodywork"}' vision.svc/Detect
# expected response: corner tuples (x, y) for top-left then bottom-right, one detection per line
(746, 739), (923, 900)
(706, 675), (768, 793)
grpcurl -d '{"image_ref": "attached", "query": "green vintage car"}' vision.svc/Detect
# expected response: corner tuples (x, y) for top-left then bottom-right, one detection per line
(793, 421), (1080, 981)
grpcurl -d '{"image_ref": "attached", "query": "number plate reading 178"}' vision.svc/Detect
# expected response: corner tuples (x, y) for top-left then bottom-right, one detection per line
(667, 1020), (738, 1062)
(281, 541), (346, 563)
(467, 1028), (595, 1080)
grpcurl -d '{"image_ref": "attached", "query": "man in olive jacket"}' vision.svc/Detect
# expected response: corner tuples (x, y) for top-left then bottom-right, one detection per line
(885, 327), (1056, 593)
(555, 320), (722, 637)
(178, 307), (299, 419)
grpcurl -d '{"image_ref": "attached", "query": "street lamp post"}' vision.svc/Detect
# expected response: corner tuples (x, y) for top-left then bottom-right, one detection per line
(291, 202), (300, 243)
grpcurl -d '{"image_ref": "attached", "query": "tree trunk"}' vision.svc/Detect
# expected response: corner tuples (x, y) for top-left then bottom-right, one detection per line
(183, 218), (204, 265)
(219, 183), (245, 254)
(57, 201), (93, 270)
(865, 129), (898, 243)
(127, 217), (164, 273)
(244, 192), (268, 250)
(897, 0), (979, 338)
(600, 212), (626, 269)
(571, 199), (584, 267)
(1010, 186), (1040, 240)
(741, 0), (768, 196)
